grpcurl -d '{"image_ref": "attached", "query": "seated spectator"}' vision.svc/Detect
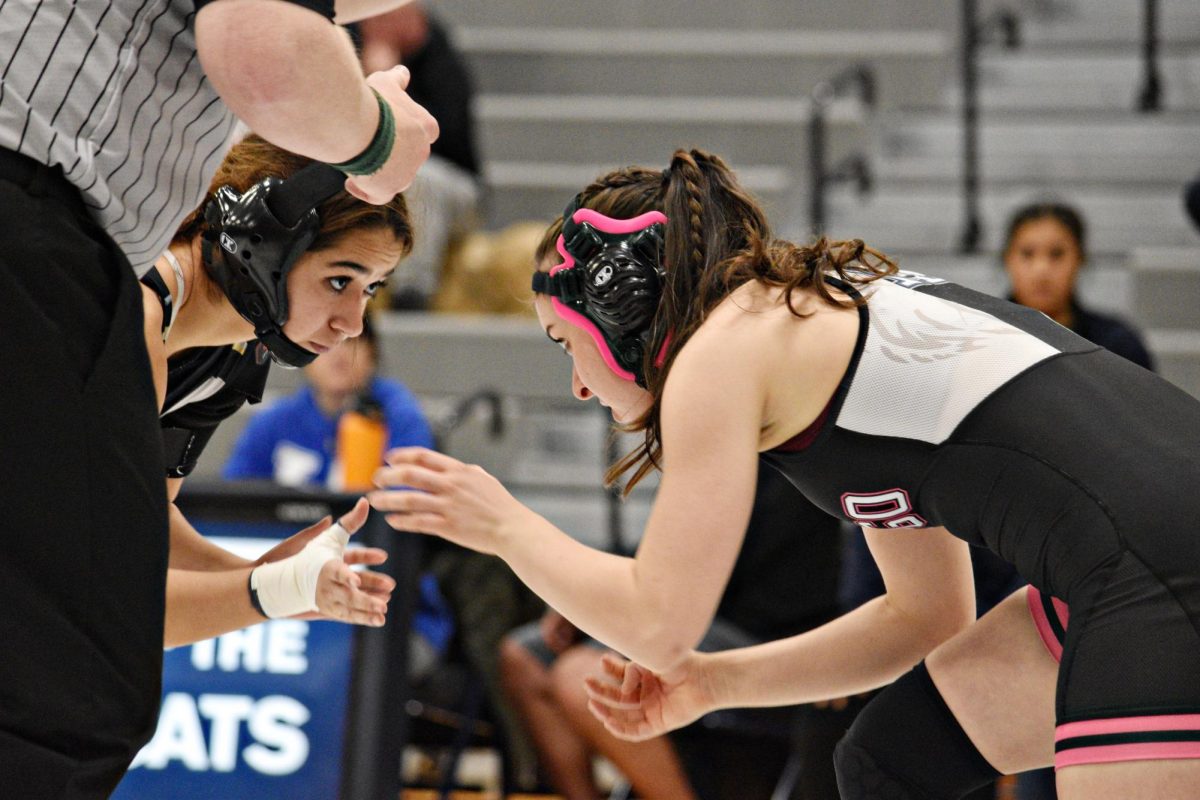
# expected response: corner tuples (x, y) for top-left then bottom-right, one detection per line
(354, 3), (482, 310)
(223, 315), (434, 487)
(499, 466), (852, 800)
(1003, 201), (1153, 370)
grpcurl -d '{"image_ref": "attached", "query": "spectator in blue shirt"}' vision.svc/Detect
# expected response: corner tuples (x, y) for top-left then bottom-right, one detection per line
(223, 315), (433, 487)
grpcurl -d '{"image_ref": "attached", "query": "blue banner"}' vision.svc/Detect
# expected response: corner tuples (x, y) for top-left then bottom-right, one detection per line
(113, 537), (356, 799)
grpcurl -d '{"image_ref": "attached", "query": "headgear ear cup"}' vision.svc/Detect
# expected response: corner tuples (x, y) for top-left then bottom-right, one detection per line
(201, 163), (347, 368)
(534, 194), (667, 387)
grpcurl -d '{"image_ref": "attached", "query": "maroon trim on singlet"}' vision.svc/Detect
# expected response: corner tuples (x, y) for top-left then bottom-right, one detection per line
(771, 398), (834, 453)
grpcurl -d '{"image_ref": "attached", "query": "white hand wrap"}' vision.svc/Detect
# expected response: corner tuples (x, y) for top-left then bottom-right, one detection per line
(250, 522), (351, 618)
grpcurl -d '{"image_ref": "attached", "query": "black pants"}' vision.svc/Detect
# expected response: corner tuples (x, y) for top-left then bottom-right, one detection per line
(0, 150), (168, 798)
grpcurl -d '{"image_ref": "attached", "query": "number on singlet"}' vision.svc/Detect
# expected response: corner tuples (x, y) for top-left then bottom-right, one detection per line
(840, 488), (928, 528)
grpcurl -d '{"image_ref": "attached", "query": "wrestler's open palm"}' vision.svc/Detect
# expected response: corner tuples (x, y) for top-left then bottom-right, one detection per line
(313, 553), (393, 627)
(299, 499), (394, 626)
(583, 653), (713, 742)
(368, 447), (533, 555)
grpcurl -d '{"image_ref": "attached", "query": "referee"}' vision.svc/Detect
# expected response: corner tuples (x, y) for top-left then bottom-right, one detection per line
(0, 1), (437, 796)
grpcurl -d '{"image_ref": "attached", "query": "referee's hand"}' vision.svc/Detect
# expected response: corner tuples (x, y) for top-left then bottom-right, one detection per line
(344, 65), (439, 203)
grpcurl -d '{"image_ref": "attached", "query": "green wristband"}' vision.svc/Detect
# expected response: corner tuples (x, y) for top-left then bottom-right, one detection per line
(329, 88), (396, 177)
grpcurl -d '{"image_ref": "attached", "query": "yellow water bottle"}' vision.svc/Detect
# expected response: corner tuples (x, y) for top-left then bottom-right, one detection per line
(335, 395), (388, 491)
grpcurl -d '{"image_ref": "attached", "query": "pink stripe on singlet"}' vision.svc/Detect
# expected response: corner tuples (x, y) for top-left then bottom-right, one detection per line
(1057, 714), (1200, 740)
(1025, 586), (1068, 663)
(1057, 741), (1200, 769)
(1055, 714), (1200, 769)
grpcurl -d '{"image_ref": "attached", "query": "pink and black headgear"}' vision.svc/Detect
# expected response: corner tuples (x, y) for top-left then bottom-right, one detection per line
(532, 195), (667, 388)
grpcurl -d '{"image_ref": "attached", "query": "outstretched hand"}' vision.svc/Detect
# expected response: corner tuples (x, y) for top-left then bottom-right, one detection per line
(256, 498), (395, 627)
(583, 652), (715, 742)
(312, 498), (394, 627)
(368, 447), (534, 555)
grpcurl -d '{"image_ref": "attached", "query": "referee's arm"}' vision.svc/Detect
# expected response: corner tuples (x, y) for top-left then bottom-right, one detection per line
(195, 0), (436, 195)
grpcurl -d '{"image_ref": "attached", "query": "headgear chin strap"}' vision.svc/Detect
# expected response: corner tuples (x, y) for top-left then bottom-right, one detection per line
(532, 196), (667, 388)
(201, 162), (347, 369)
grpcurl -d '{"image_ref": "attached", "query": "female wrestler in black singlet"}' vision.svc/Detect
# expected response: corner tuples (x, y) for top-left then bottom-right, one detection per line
(147, 134), (408, 646)
(370, 150), (1200, 799)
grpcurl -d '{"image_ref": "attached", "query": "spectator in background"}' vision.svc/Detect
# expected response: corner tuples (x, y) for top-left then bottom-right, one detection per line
(1003, 201), (1153, 370)
(355, 3), (483, 309)
(500, 467), (854, 800)
(223, 315), (434, 488)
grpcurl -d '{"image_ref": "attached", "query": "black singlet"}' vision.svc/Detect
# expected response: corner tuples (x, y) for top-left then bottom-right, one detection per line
(760, 272), (1200, 736)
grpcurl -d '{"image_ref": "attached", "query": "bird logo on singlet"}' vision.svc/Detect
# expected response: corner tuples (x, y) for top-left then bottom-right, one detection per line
(874, 304), (1023, 365)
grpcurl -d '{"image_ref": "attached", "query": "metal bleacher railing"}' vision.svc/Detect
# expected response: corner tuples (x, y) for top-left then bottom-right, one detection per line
(1138, 0), (1162, 112)
(807, 64), (875, 236)
(958, 0), (1020, 253)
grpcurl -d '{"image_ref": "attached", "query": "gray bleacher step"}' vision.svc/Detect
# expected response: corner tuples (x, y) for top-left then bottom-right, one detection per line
(476, 94), (868, 171)
(514, 486), (653, 551)
(962, 52), (1200, 111)
(455, 28), (949, 108)
(817, 186), (1195, 255)
(1145, 329), (1200, 399)
(873, 150), (1198, 185)
(1018, 0), (1200, 46)
(434, 0), (957, 32)
(878, 110), (1200, 158)
(370, 312), (566, 400)
(1131, 245), (1200, 271)
(481, 161), (794, 228)
(1130, 246), (1200, 329)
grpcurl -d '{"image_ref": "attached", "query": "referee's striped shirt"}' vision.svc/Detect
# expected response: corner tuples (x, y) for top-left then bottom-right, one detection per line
(0, 0), (238, 277)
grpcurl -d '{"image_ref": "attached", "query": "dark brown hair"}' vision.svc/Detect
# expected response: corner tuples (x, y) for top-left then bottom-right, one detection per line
(173, 134), (413, 297)
(535, 149), (897, 493)
(1003, 202), (1087, 263)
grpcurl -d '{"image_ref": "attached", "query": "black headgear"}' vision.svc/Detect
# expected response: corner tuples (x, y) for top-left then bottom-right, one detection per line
(201, 162), (347, 368)
(532, 195), (667, 387)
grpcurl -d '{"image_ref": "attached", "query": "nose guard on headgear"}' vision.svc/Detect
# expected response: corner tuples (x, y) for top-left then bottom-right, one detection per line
(201, 163), (347, 369)
(532, 196), (667, 387)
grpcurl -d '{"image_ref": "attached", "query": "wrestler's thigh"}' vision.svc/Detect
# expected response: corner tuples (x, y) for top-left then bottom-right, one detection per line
(1057, 758), (1200, 800)
(926, 586), (1057, 774)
